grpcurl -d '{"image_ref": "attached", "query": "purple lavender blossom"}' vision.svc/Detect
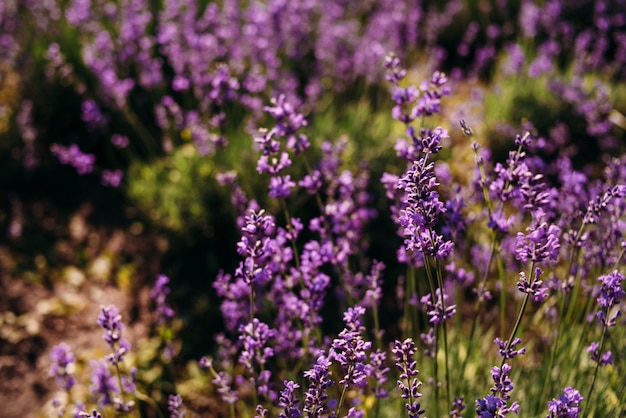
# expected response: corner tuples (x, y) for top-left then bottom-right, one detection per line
(238, 319), (276, 374)
(369, 349), (389, 398)
(51, 144), (95, 175)
(449, 396), (466, 417)
(89, 359), (119, 407)
(278, 380), (301, 418)
(595, 270), (625, 327)
(515, 221), (560, 264)
(330, 306), (372, 389)
(101, 169), (123, 187)
(303, 355), (333, 417)
(420, 289), (456, 325)
(97, 304), (130, 365)
(110, 134), (129, 148)
(49, 342), (76, 391)
(516, 268), (548, 303)
(168, 394), (187, 418)
(476, 363), (519, 417)
(493, 337), (526, 360)
(151, 274), (175, 326)
(392, 338), (425, 417)
(586, 342), (613, 366)
(547, 387), (583, 418)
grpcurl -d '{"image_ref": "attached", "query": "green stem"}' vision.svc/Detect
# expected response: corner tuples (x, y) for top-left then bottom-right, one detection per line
(335, 366), (353, 418)
(582, 315), (609, 417)
(458, 234), (497, 394)
(434, 257), (451, 410)
(135, 392), (165, 418)
(500, 261), (536, 369)
(422, 256), (440, 417)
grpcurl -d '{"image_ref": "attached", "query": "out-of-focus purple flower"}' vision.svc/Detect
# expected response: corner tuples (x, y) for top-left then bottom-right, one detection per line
(168, 394), (187, 418)
(151, 274), (175, 326)
(101, 169), (123, 187)
(81, 99), (104, 127)
(96, 305), (130, 365)
(384, 53), (407, 84)
(369, 349), (389, 398)
(449, 396), (466, 417)
(420, 327), (436, 359)
(547, 387), (583, 417)
(51, 144), (95, 175)
(49, 342), (76, 391)
(587, 342), (614, 366)
(110, 134), (129, 148)
(268, 175), (296, 198)
(89, 359), (119, 407)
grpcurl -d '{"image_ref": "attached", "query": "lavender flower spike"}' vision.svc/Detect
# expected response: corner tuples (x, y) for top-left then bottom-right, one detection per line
(97, 304), (131, 365)
(168, 394), (187, 418)
(49, 342), (76, 391)
(547, 387), (583, 417)
(392, 338), (425, 417)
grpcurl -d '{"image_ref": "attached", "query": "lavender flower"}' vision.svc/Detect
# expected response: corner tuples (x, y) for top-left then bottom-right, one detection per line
(449, 396), (466, 417)
(303, 355), (333, 417)
(151, 274), (175, 326)
(369, 349), (390, 398)
(494, 337), (526, 360)
(97, 304), (130, 365)
(547, 387), (583, 418)
(586, 342), (614, 366)
(516, 268), (548, 303)
(515, 221), (560, 264)
(49, 342), (76, 391)
(330, 306), (372, 389)
(595, 270), (625, 326)
(420, 289), (456, 325)
(89, 359), (119, 407)
(392, 338), (425, 417)
(168, 394), (187, 418)
(476, 363), (520, 417)
(278, 380), (301, 418)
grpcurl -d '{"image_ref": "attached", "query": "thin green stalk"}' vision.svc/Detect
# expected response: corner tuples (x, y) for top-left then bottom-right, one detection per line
(335, 366), (353, 418)
(458, 234), (498, 394)
(582, 317), (609, 417)
(541, 223), (586, 405)
(434, 257), (451, 410)
(423, 255), (440, 417)
(135, 392), (165, 418)
(500, 261), (536, 369)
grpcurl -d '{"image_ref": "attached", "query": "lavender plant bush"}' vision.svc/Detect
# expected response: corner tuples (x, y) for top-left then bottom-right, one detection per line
(0, 1), (624, 417)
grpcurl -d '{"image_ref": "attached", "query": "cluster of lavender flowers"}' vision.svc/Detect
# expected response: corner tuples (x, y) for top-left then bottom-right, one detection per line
(187, 53), (624, 418)
(48, 276), (187, 417)
(4, 0), (623, 200)
(26, 1), (625, 415)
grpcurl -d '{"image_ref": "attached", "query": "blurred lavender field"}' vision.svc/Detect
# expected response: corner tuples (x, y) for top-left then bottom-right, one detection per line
(1, 1), (625, 417)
